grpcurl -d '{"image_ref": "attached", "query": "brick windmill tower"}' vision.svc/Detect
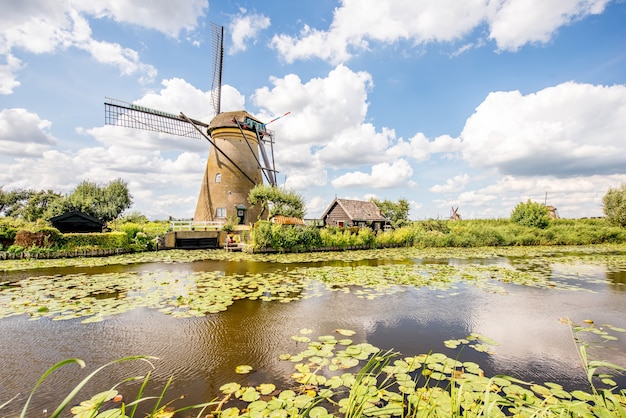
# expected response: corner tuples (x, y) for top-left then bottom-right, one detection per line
(104, 23), (278, 229)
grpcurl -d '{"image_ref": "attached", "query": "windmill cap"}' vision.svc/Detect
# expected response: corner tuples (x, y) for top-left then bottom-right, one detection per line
(209, 110), (265, 133)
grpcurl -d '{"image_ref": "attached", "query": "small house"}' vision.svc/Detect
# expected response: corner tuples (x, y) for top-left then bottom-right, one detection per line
(321, 198), (388, 231)
(49, 211), (105, 233)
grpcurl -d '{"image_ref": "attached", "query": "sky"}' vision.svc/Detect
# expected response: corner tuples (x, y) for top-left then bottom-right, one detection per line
(1, 0), (625, 221)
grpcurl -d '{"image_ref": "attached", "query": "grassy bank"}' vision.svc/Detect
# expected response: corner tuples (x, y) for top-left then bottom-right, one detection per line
(1, 217), (624, 257)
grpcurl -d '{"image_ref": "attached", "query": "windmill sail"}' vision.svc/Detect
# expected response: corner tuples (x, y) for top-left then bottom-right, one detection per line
(104, 97), (207, 139)
(210, 23), (224, 116)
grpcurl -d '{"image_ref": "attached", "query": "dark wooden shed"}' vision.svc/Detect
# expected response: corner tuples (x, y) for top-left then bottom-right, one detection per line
(49, 211), (105, 233)
(321, 198), (388, 231)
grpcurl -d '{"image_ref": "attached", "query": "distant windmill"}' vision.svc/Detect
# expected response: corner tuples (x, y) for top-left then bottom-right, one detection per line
(450, 207), (461, 221)
(104, 23), (278, 225)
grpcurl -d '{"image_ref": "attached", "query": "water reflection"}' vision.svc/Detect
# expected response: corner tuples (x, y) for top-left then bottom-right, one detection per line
(0, 249), (625, 416)
(608, 270), (626, 289)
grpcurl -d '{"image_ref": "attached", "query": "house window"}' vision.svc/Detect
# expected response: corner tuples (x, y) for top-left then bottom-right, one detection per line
(216, 207), (226, 218)
(215, 173), (221, 183)
(338, 221), (344, 228)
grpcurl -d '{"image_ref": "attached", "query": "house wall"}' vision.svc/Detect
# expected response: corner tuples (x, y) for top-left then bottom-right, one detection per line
(324, 204), (353, 227)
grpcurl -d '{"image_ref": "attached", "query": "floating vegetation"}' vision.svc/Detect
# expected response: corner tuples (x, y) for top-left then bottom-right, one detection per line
(1, 245), (623, 322)
(2, 244), (626, 273)
(8, 325), (624, 417)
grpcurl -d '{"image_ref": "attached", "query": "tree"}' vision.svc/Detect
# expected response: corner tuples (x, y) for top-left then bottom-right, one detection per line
(22, 190), (63, 221)
(510, 200), (551, 229)
(248, 185), (305, 220)
(602, 183), (626, 227)
(371, 198), (410, 228)
(0, 187), (31, 217)
(47, 178), (133, 223)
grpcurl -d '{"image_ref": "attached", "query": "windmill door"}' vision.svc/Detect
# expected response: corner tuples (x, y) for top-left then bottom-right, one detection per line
(236, 204), (246, 225)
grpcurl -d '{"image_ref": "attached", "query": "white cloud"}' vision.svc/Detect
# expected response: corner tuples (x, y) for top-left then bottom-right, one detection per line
(83, 0), (208, 37)
(0, 0), (208, 90)
(270, 0), (609, 63)
(430, 173), (470, 193)
(317, 125), (395, 168)
(228, 11), (271, 54)
(0, 108), (57, 157)
(460, 82), (626, 177)
(0, 54), (23, 94)
(487, 0), (609, 51)
(387, 133), (463, 162)
(332, 159), (414, 189)
(253, 65), (373, 144)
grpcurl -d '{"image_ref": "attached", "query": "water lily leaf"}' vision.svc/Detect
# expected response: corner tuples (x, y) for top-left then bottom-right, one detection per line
(339, 357), (359, 369)
(95, 409), (126, 418)
(220, 382), (241, 394)
(291, 335), (311, 343)
(241, 387), (260, 402)
(299, 328), (313, 334)
(248, 400), (268, 411)
(220, 407), (240, 418)
(256, 383), (276, 395)
(335, 329), (356, 336)
(293, 394), (315, 409)
(235, 364), (253, 374)
(278, 390), (296, 400)
(444, 339), (460, 349)
(309, 406), (330, 418)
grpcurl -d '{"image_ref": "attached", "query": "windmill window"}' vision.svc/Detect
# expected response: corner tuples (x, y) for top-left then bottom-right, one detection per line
(216, 207), (226, 218)
(215, 173), (221, 183)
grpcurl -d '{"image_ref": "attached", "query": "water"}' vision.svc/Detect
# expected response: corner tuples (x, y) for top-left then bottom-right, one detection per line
(0, 247), (625, 417)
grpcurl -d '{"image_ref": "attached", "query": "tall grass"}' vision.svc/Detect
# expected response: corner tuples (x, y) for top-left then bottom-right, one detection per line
(251, 218), (624, 252)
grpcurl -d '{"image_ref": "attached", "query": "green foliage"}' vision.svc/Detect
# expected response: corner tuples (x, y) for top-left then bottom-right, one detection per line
(602, 183), (626, 227)
(7, 244), (25, 254)
(119, 211), (149, 224)
(248, 185), (305, 220)
(59, 179), (132, 223)
(0, 187), (31, 217)
(252, 221), (322, 252)
(60, 232), (130, 250)
(510, 199), (551, 229)
(370, 198), (410, 228)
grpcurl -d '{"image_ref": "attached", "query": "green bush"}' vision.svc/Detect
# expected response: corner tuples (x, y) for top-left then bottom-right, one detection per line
(510, 200), (551, 229)
(7, 244), (25, 254)
(252, 221), (274, 248)
(119, 223), (142, 241)
(61, 232), (130, 250)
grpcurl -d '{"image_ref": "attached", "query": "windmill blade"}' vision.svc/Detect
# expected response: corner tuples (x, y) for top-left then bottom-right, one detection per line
(210, 23), (224, 116)
(104, 97), (208, 139)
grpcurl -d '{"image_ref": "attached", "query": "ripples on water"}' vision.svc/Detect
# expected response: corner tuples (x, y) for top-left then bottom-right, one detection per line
(0, 249), (625, 416)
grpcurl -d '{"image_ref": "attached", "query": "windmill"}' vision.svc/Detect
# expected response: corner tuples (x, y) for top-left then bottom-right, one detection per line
(104, 23), (278, 226)
(450, 207), (461, 221)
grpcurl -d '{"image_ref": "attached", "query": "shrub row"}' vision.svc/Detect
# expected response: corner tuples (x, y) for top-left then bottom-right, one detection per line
(250, 218), (626, 252)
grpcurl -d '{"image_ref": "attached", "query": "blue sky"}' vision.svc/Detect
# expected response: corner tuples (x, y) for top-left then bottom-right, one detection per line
(1, 0), (625, 220)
